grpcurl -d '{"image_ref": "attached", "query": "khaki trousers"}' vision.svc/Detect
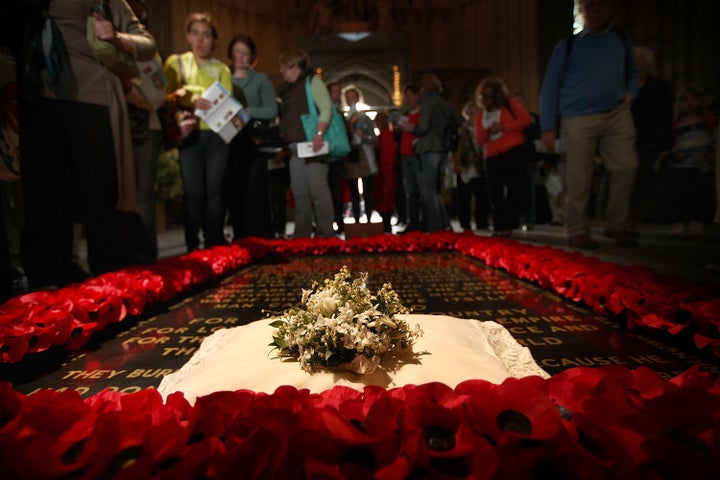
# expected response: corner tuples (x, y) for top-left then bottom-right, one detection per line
(561, 105), (638, 236)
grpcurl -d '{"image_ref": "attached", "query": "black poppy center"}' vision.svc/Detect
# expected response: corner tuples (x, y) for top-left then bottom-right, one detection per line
(423, 425), (456, 451)
(497, 409), (533, 435)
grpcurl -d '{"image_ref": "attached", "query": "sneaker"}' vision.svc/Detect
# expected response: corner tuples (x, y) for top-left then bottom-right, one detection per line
(568, 234), (599, 249)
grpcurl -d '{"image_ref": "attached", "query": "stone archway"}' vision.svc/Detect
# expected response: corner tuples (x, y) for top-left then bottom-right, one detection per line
(299, 32), (410, 111)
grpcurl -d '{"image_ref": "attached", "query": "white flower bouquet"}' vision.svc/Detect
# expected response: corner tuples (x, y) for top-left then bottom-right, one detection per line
(270, 266), (423, 374)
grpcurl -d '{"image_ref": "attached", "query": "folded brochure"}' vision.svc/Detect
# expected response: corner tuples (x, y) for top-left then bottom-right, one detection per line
(297, 141), (329, 158)
(193, 81), (249, 143)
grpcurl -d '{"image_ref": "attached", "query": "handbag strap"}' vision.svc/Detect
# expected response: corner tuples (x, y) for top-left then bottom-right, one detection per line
(304, 76), (318, 116)
(93, 0), (111, 21)
(177, 53), (187, 86)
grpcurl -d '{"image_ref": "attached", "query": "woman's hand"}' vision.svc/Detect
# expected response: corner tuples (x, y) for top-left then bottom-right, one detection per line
(487, 122), (504, 134)
(194, 97), (213, 111)
(313, 121), (329, 152)
(312, 133), (325, 152)
(178, 113), (197, 138)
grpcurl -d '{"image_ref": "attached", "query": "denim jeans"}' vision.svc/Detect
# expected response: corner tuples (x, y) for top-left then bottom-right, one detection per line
(178, 130), (229, 251)
(416, 151), (447, 232)
(401, 154), (422, 230)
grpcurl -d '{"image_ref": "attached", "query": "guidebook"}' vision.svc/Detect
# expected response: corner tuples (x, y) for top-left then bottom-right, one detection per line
(193, 81), (249, 143)
(133, 54), (167, 111)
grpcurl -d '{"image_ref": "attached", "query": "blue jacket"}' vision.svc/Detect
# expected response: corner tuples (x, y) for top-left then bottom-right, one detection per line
(539, 24), (639, 132)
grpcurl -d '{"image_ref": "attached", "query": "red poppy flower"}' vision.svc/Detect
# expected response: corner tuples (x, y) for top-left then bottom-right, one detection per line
(460, 376), (562, 444)
(170, 437), (227, 479)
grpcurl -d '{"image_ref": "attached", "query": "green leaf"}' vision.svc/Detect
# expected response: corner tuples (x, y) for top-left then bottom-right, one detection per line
(269, 320), (286, 328)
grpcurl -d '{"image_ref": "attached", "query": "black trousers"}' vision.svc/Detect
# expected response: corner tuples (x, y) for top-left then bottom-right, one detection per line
(456, 174), (490, 230)
(327, 160), (345, 231)
(20, 98), (139, 285)
(485, 145), (528, 232)
(225, 130), (274, 239)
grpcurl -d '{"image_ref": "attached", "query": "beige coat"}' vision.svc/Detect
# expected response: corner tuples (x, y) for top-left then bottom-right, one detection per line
(46, 0), (157, 211)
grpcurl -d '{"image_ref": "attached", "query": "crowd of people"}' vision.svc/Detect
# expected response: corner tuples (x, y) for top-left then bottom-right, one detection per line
(1, 0), (718, 300)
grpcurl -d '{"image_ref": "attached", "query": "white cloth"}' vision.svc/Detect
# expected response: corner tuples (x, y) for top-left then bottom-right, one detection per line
(157, 315), (549, 404)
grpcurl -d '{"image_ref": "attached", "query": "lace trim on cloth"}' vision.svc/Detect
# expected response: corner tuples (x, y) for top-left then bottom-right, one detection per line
(477, 321), (551, 379)
(157, 327), (237, 395)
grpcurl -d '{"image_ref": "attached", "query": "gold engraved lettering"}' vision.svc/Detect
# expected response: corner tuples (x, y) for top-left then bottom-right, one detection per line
(140, 326), (189, 334)
(517, 337), (563, 346)
(508, 326), (544, 334)
(540, 356), (628, 368)
(122, 336), (170, 345)
(628, 355), (671, 365)
(162, 347), (198, 356)
(126, 369), (175, 379)
(549, 324), (599, 333)
(62, 369), (127, 380)
(178, 336), (206, 344)
(105, 386), (144, 394)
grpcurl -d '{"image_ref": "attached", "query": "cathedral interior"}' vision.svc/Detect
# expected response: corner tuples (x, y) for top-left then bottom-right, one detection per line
(144, 0), (719, 113)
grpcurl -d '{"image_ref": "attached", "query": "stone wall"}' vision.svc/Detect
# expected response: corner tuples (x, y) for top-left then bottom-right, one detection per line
(145, 0), (718, 112)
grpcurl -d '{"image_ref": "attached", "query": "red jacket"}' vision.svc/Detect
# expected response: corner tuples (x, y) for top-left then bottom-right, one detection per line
(474, 97), (531, 158)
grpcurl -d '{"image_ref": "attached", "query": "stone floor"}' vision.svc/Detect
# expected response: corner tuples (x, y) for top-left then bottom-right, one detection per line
(138, 218), (720, 286)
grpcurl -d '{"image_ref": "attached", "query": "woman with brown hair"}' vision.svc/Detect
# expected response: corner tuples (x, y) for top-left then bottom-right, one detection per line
(277, 48), (335, 238)
(474, 77), (531, 237)
(224, 33), (278, 240)
(163, 12), (232, 251)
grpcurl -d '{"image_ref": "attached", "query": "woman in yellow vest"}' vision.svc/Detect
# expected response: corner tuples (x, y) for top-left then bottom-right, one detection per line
(164, 12), (233, 251)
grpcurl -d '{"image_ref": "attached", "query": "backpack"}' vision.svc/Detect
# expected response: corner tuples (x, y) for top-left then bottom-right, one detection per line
(443, 123), (460, 152)
(455, 125), (480, 169)
(22, 0), (72, 99)
(565, 26), (631, 86)
(442, 102), (463, 152)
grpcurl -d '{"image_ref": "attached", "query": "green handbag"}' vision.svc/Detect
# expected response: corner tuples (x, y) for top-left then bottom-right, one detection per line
(87, 0), (139, 79)
(300, 76), (351, 159)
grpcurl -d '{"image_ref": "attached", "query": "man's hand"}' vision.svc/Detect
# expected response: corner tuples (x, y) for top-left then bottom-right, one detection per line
(93, 13), (117, 44)
(541, 130), (557, 153)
